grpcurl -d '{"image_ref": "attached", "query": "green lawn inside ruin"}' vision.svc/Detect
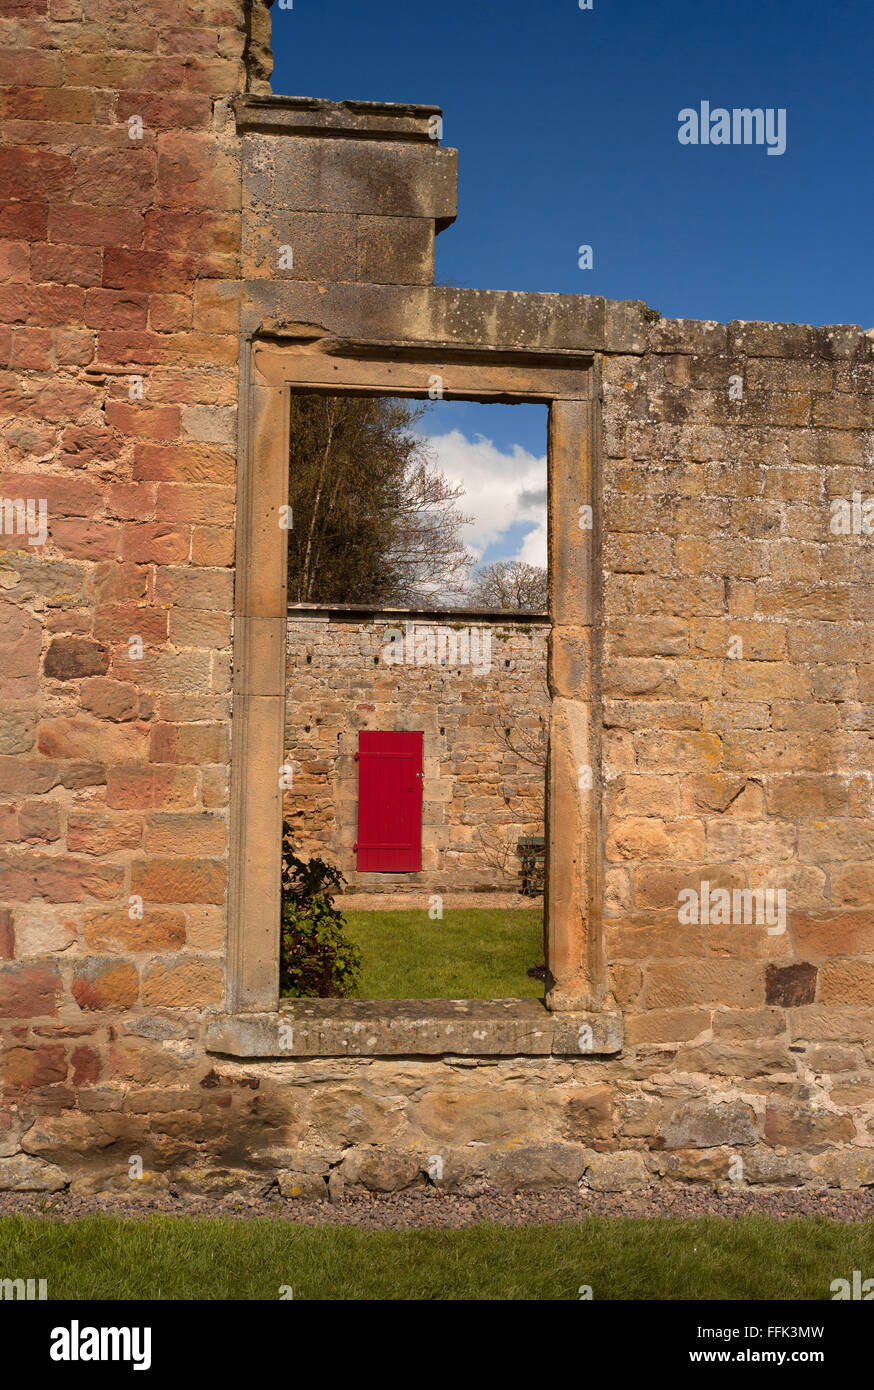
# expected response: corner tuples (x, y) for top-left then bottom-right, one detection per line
(0, 1212), (870, 1300)
(342, 907), (544, 998)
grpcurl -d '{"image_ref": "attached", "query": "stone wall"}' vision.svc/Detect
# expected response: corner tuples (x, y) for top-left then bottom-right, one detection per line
(600, 323), (874, 1079)
(0, 0), (245, 1188)
(1, 0), (873, 1199)
(283, 606), (549, 893)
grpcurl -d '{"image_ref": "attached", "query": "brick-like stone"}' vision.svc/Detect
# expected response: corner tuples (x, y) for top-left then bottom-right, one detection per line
(72, 959), (139, 1011)
(83, 907), (186, 953)
(37, 715), (148, 762)
(130, 858), (226, 905)
(142, 955), (223, 1006)
(0, 961), (61, 1018)
(658, 1100), (758, 1150)
(43, 636), (108, 681)
(765, 961), (817, 1007)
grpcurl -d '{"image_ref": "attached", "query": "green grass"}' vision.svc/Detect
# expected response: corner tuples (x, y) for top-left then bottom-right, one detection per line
(1, 1214), (871, 1299)
(343, 908), (544, 997)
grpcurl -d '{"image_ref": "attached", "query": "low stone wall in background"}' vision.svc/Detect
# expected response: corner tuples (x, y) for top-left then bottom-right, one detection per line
(284, 607), (549, 894)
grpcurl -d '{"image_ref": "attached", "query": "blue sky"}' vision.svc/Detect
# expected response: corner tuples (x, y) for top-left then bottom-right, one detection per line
(272, 0), (874, 567)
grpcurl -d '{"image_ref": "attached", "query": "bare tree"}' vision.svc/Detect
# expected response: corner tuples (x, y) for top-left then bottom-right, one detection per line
(387, 455), (475, 605)
(467, 560), (547, 611)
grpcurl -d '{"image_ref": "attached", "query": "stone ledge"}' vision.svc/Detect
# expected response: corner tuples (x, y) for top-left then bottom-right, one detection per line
(242, 281), (646, 356)
(234, 94), (445, 143)
(206, 999), (623, 1058)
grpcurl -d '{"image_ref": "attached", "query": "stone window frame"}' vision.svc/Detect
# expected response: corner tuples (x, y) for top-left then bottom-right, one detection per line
(208, 328), (623, 1059)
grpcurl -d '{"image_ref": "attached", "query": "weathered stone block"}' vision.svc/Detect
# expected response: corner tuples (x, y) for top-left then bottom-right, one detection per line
(335, 1147), (425, 1194)
(765, 962), (817, 1008)
(243, 134), (457, 222)
(0, 1154), (67, 1191)
(562, 1084), (615, 1140)
(277, 1168), (328, 1201)
(580, 1149), (650, 1191)
(72, 959), (139, 1011)
(0, 961), (61, 1018)
(658, 1100), (759, 1150)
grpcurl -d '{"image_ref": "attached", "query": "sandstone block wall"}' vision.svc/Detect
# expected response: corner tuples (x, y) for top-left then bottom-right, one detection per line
(1, 0), (873, 1198)
(284, 606), (549, 893)
(0, 0), (246, 1185)
(600, 324), (874, 1068)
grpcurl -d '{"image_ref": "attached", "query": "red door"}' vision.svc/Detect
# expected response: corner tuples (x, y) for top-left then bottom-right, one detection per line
(355, 731), (423, 871)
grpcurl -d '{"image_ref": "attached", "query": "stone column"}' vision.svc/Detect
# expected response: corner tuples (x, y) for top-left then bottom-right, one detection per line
(545, 397), (605, 1010)
(227, 357), (289, 1011)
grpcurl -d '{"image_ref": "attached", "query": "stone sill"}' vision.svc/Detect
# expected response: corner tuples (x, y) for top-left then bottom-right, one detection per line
(206, 999), (623, 1059)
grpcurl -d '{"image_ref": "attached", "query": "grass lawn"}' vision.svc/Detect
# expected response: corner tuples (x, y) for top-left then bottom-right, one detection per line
(342, 907), (544, 997)
(0, 1213), (870, 1299)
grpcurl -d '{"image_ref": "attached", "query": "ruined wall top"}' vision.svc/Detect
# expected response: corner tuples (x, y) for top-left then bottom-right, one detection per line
(238, 92), (457, 292)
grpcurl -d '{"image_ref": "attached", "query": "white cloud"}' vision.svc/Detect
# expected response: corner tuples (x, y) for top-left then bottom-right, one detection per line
(415, 428), (547, 567)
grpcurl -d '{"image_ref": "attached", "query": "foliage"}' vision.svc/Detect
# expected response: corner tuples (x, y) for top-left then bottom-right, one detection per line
(280, 824), (361, 997)
(287, 394), (473, 606)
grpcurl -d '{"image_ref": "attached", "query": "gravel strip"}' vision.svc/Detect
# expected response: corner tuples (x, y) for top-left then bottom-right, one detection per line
(2, 1186), (873, 1228)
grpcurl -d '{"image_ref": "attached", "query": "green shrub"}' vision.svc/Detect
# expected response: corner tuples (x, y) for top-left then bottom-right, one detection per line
(280, 826), (362, 997)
